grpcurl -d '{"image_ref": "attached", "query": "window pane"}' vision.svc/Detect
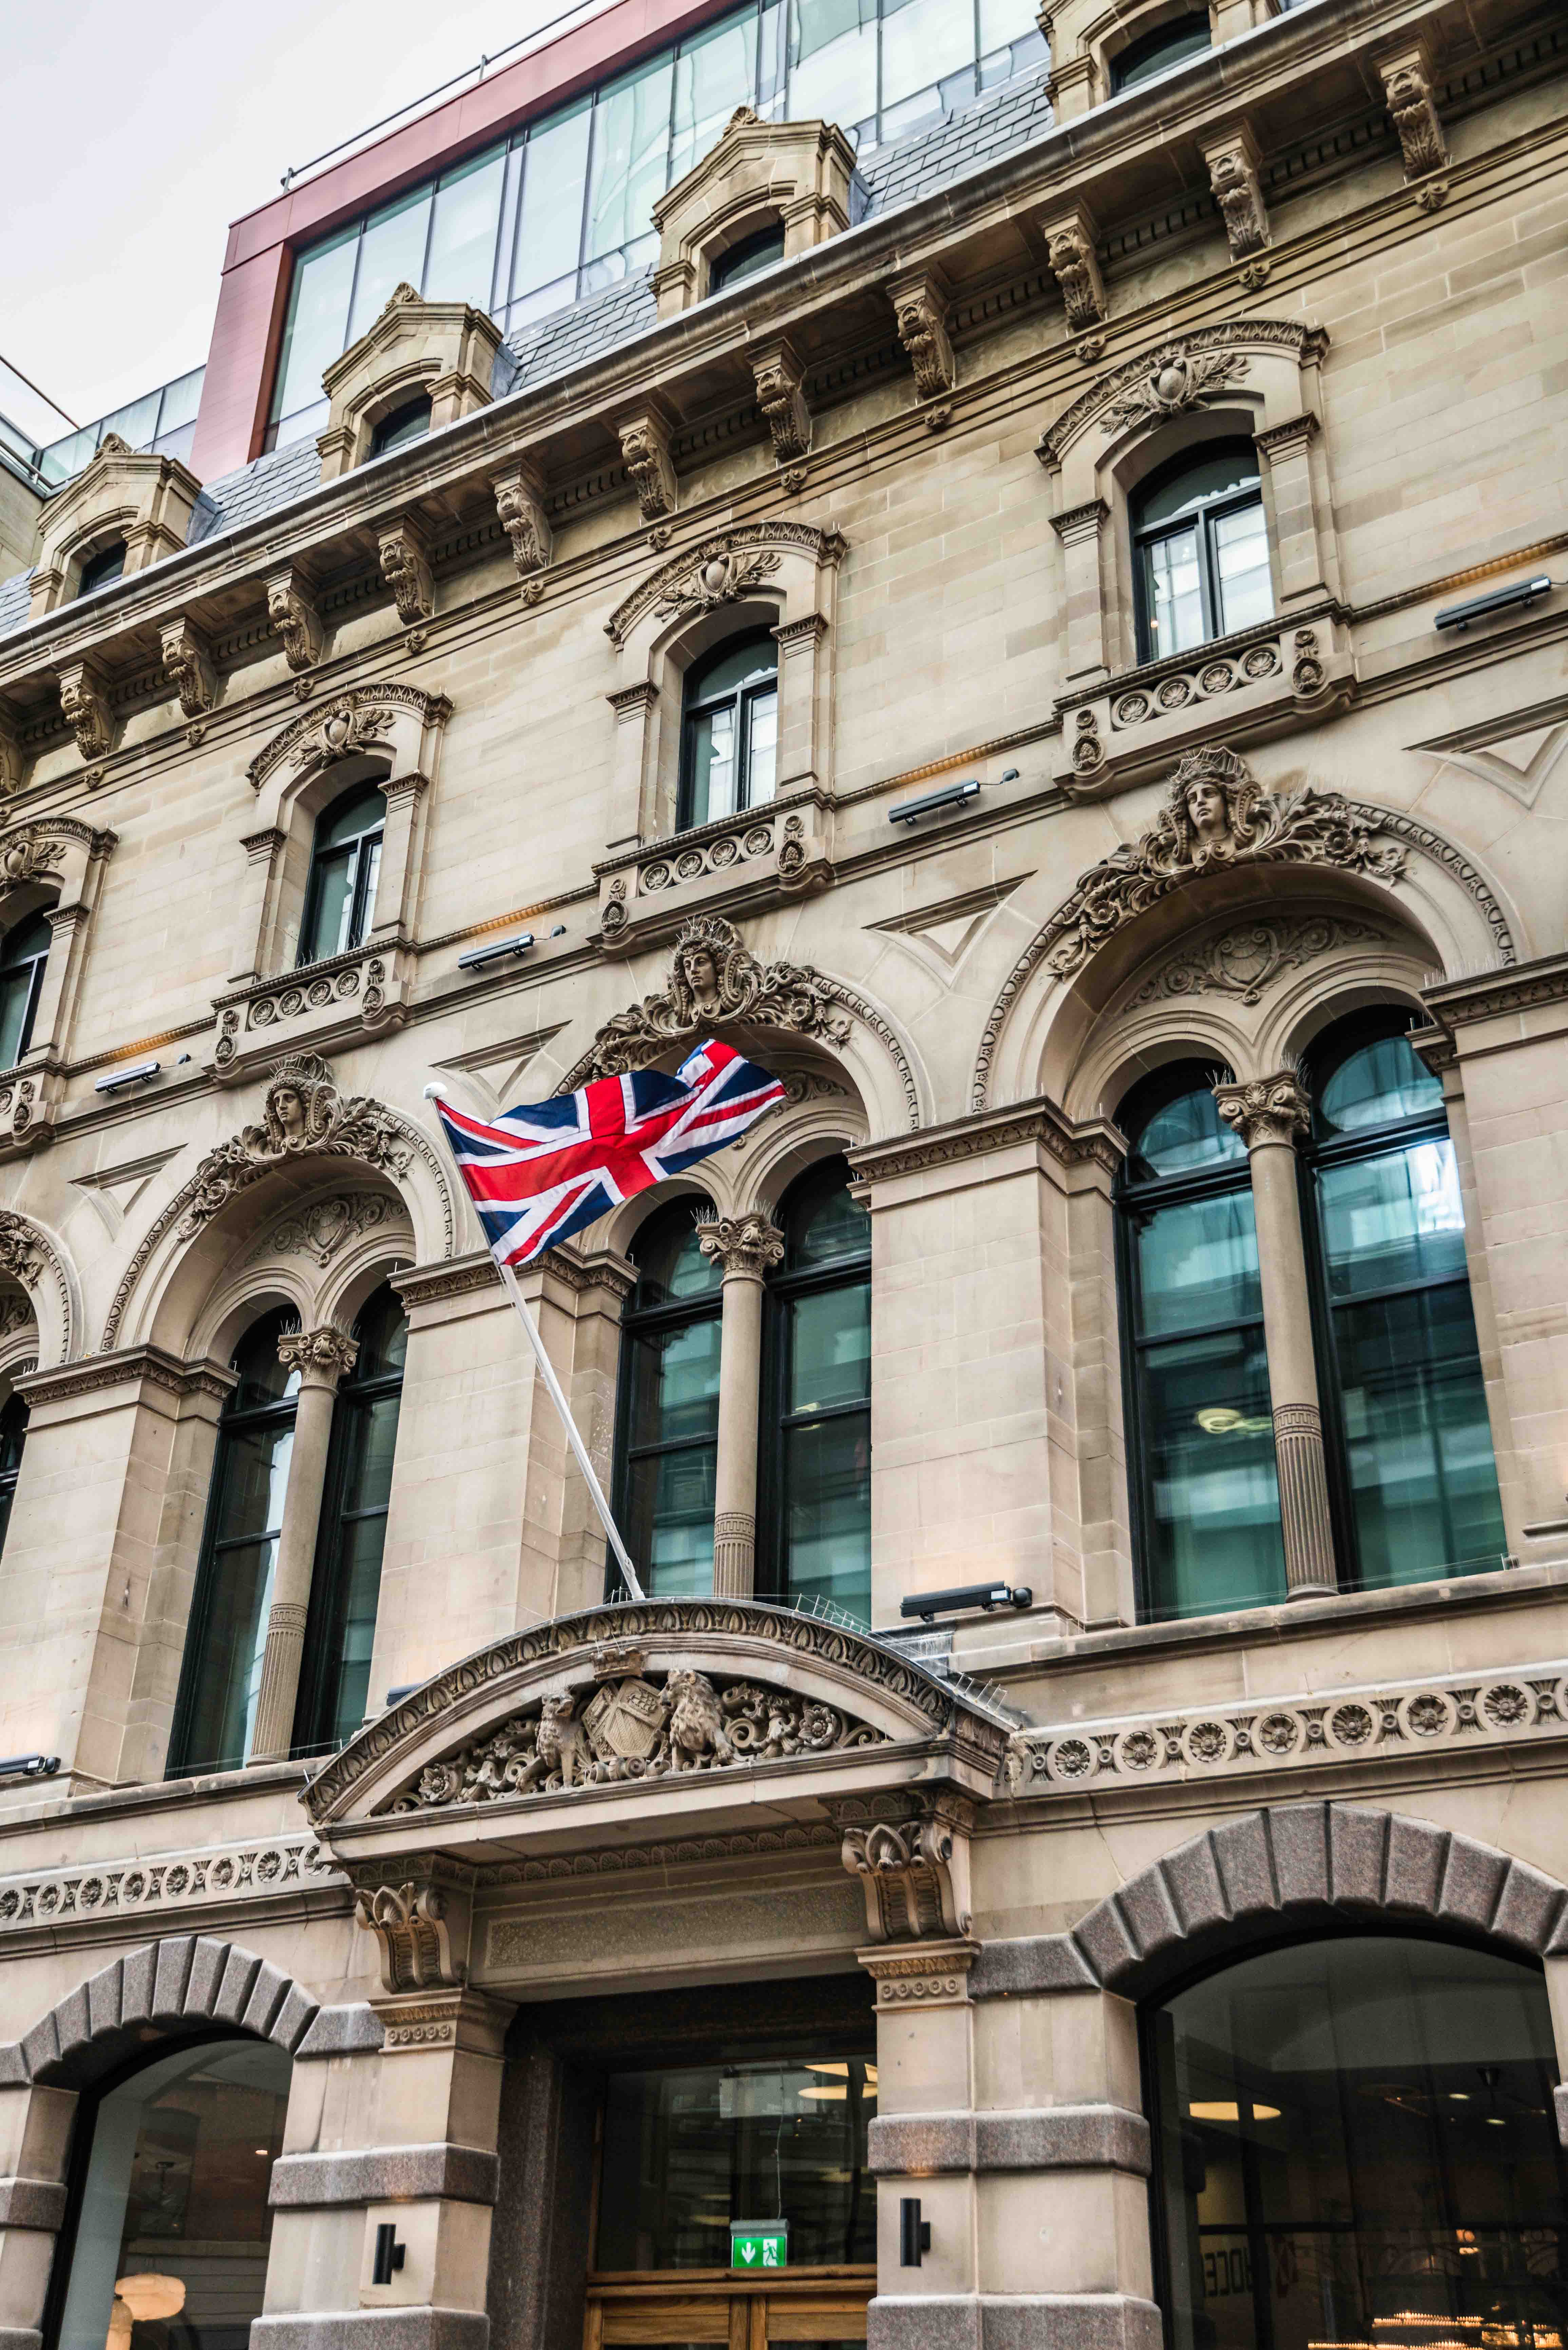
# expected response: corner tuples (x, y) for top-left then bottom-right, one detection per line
(348, 187), (432, 342)
(687, 702), (739, 825)
(1213, 499), (1273, 634)
(783, 1410), (871, 1621)
(789, 1283), (870, 1413)
(1139, 1325), (1284, 1618)
(180, 1531), (281, 1772)
(155, 365), (205, 436)
(597, 2056), (877, 2271)
(1332, 1284), (1505, 1583)
(979, 0), (1038, 51)
(671, 9), (759, 183)
(746, 685), (778, 803)
(272, 228), (359, 424)
(423, 143), (505, 304)
(630, 1317), (722, 1446)
(787, 0), (878, 127)
(358, 836), (382, 941)
(302, 845), (356, 963)
(0, 963), (38, 1070)
(514, 102), (592, 299)
(881, 0), (974, 112)
(1154, 1937), (1566, 2350)
(1317, 1138), (1470, 1298)
(211, 1421), (293, 1547)
(1144, 523), (1205, 657)
(627, 1442), (717, 1595)
(317, 1506), (388, 1746)
(1126, 1082), (1247, 1183)
(586, 55), (675, 263)
(1317, 1032), (1442, 1136)
(1135, 1192), (1263, 1338)
(98, 389), (163, 451)
(58, 2040), (292, 2350)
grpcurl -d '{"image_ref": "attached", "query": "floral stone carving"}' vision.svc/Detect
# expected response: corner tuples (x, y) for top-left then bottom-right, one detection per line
(1099, 343), (1249, 439)
(0, 829), (66, 889)
(1127, 915), (1385, 1009)
(393, 1664), (886, 1811)
(565, 912), (851, 1086)
(175, 1054), (414, 1240)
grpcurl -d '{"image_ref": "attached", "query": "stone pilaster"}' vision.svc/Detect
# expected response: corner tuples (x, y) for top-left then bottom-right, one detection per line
(1213, 1070), (1338, 1598)
(249, 1326), (359, 1764)
(696, 1212), (783, 1597)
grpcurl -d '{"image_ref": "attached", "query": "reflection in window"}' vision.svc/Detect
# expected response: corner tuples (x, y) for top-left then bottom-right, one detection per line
(57, 2039), (291, 2350)
(597, 2051), (877, 2270)
(294, 1282), (407, 1752)
(1305, 1016), (1505, 1586)
(264, 0), (1047, 447)
(709, 222), (787, 293)
(1150, 1936), (1568, 2350)
(1110, 10), (1211, 92)
(298, 782), (385, 967)
(614, 1205), (724, 1596)
(1117, 1065), (1286, 1620)
(0, 1392), (27, 1557)
(368, 394), (432, 457)
(1132, 439), (1273, 663)
(169, 1312), (299, 1777)
(764, 1159), (872, 1624)
(680, 632), (779, 830)
(78, 540), (128, 596)
(0, 909), (52, 1070)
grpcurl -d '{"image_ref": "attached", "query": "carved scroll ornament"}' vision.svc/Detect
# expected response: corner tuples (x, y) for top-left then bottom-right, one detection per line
(390, 1662), (886, 1812)
(174, 1054), (414, 1240)
(563, 913), (851, 1087)
(1099, 343), (1250, 439)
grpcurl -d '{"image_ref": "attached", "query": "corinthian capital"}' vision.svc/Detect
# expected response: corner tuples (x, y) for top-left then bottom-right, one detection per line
(278, 1324), (360, 1384)
(696, 1211), (785, 1279)
(1213, 1069), (1310, 1150)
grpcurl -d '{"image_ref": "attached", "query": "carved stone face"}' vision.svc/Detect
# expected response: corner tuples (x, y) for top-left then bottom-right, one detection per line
(270, 1084), (306, 1140)
(679, 945), (720, 1005)
(1185, 779), (1229, 842)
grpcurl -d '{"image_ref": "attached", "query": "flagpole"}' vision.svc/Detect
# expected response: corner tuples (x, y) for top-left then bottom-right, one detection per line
(423, 1085), (646, 1603)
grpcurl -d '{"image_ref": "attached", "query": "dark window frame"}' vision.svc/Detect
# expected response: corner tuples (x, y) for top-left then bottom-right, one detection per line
(297, 783), (386, 969)
(1114, 1062), (1283, 1623)
(0, 1391), (27, 1559)
(369, 393), (434, 456)
(0, 910), (53, 1072)
(609, 1203), (725, 1600)
(676, 628), (779, 833)
(1131, 441), (1267, 665)
(757, 1159), (872, 1614)
(1110, 10), (1211, 93)
(708, 220), (786, 294)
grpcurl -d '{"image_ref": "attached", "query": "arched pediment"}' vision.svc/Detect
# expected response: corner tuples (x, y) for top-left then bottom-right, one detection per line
(1035, 320), (1326, 479)
(305, 1600), (1010, 1848)
(245, 681), (452, 802)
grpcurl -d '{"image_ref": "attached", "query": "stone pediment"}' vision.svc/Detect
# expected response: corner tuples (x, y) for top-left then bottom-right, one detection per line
(305, 1601), (1009, 1847)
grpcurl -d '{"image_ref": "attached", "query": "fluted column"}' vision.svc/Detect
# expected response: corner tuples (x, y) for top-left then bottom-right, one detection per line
(248, 1325), (358, 1764)
(696, 1212), (784, 1599)
(1212, 1071), (1338, 1599)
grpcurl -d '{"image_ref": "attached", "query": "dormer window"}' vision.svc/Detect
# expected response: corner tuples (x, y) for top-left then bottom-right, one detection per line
(77, 540), (127, 596)
(709, 223), (786, 295)
(369, 394), (433, 457)
(1110, 12), (1211, 91)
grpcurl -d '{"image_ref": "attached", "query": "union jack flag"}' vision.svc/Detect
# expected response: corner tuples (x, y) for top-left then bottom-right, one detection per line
(432, 1039), (787, 1270)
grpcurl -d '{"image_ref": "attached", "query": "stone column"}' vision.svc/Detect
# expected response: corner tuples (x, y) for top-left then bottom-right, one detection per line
(249, 1326), (358, 1765)
(696, 1212), (784, 1598)
(1213, 1071), (1338, 1598)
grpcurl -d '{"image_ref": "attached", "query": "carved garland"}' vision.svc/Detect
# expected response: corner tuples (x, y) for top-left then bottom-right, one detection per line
(0, 1211), (72, 1363)
(246, 683), (452, 794)
(306, 1599), (990, 1819)
(0, 817), (115, 891)
(1035, 319), (1328, 470)
(605, 522), (847, 648)
(100, 1054), (453, 1350)
(969, 747), (1511, 1110)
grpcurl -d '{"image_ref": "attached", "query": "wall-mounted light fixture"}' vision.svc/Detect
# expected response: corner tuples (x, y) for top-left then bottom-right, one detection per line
(900, 1581), (1032, 1621)
(0, 1755), (60, 1780)
(1435, 575), (1554, 631)
(457, 932), (534, 973)
(900, 2198), (931, 2267)
(890, 778), (981, 826)
(94, 1060), (161, 1096)
(372, 2225), (405, 2286)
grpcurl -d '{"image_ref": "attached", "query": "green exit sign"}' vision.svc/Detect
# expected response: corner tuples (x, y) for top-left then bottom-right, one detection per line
(730, 2220), (788, 2271)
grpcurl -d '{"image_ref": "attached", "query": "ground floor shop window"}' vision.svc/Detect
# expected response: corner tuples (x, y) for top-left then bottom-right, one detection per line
(1148, 1936), (1568, 2350)
(588, 2049), (875, 2344)
(54, 2038), (290, 2350)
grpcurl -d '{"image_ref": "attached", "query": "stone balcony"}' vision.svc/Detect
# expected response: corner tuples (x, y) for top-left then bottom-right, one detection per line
(593, 784), (834, 953)
(1052, 611), (1354, 796)
(210, 938), (415, 1083)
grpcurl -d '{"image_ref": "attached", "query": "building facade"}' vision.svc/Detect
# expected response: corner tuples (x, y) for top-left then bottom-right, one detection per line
(0, 0), (1565, 2341)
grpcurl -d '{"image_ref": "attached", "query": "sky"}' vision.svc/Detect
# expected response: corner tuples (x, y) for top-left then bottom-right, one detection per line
(0, 0), (595, 432)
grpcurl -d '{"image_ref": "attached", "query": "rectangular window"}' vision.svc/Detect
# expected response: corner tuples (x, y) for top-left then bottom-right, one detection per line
(510, 99), (592, 317)
(270, 225), (359, 441)
(585, 52), (676, 264)
(347, 186), (433, 343)
(424, 142), (507, 303)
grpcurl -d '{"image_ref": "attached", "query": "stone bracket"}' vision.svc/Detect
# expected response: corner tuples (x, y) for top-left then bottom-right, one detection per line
(1039, 203), (1108, 339)
(265, 564), (325, 673)
(159, 616), (218, 720)
(1377, 39), (1448, 181)
(379, 518), (435, 627)
(888, 268), (956, 422)
(1202, 123), (1271, 267)
(617, 407), (678, 522)
(354, 1876), (472, 1995)
(56, 658), (115, 765)
(837, 1792), (974, 1942)
(751, 338), (811, 468)
(491, 463), (553, 601)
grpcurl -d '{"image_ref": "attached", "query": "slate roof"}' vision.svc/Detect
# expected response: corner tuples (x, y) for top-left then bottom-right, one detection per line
(0, 60), (1054, 638)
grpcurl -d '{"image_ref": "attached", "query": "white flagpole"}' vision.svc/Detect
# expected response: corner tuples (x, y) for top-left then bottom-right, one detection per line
(423, 1084), (646, 1602)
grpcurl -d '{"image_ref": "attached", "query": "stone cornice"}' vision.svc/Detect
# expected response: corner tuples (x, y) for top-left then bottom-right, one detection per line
(1422, 951), (1568, 1032)
(16, 1346), (236, 1410)
(849, 1098), (1124, 1187)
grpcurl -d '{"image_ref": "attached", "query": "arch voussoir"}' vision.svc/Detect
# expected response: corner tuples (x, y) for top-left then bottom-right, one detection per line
(2, 1933), (320, 2087)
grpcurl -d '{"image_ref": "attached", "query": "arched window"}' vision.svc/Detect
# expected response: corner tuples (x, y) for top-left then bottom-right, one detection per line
(1116, 1064), (1286, 1620)
(762, 1159), (872, 1624)
(1132, 438), (1272, 663)
(298, 781), (385, 966)
(369, 392), (433, 456)
(709, 222), (786, 294)
(0, 909), (52, 1068)
(294, 1281), (407, 1751)
(614, 1204), (724, 1597)
(1149, 1935), (1568, 2350)
(679, 631), (778, 832)
(1110, 10), (1211, 91)
(0, 1392), (27, 1558)
(77, 539), (127, 596)
(1303, 1014), (1505, 1585)
(53, 2037), (291, 2350)
(169, 1310), (299, 1778)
